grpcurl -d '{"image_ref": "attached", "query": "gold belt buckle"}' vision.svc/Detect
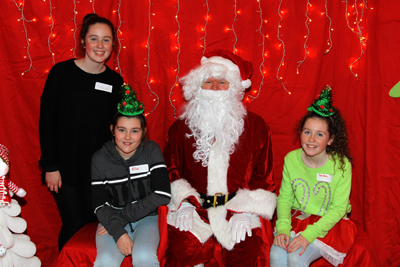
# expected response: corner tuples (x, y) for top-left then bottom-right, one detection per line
(213, 193), (228, 208)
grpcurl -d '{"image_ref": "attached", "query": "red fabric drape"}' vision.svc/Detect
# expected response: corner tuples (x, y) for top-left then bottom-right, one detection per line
(0, 1), (397, 266)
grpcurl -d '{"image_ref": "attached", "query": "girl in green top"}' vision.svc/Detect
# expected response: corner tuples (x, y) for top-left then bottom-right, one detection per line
(270, 86), (357, 267)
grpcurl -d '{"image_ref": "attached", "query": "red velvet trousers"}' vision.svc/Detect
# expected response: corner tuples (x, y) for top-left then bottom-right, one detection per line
(164, 226), (270, 267)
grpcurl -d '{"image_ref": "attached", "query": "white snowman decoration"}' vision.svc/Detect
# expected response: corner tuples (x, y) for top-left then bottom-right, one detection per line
(0, 144), (40, 267)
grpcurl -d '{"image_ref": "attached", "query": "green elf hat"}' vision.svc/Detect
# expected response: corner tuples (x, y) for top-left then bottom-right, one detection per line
(117, 84), (145, 116)
(389, 81), (400, 98)
(307, 85), (335, 117)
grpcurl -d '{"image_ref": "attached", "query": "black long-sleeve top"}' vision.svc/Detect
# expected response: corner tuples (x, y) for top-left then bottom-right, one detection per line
(39, 59), (123, 185)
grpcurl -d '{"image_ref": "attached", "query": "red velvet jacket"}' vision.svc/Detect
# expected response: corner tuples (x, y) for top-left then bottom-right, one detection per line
(164, 111), (276, 249)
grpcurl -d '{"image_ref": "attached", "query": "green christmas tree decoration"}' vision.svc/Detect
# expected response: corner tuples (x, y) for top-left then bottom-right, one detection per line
(117, 84), (145, 116)
(307, 85), (335, 117)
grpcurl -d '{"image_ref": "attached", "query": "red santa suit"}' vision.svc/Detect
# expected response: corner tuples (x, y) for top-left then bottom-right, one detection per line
(164, 111), (276, 267)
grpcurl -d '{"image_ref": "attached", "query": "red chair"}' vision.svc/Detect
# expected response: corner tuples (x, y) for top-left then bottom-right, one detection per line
(310, 221), (378, 267)
(56, 222), (132, 267)
(57, 207), (377, 267)
(57, 207), (168, 267)
(160, 213), (378, 267)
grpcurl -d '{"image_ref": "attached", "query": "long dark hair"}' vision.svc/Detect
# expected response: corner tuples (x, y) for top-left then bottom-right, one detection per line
(296, 107), (352, 171)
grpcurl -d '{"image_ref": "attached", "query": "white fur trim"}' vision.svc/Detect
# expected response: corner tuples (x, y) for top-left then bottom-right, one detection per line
(208, 206), (261, 250)
(313, 239), (346, 266)
(242, 79), (251, 89)
(207, 148), (228, 195)
(224, 188), (277, 220)
(167, 179), (213, 243)
(205, 139), (274, 249)
(169, 179), (201, 210)
(208, 206), (234, 249)
(167, 180), (267, 249)
(201, 56), (240, 73)
(289, 231), (346, 266)
(167, 208), (213, 244)
(201, 56), (250, 89)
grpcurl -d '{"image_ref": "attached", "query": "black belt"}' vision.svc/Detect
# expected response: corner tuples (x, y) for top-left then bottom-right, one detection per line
(199, 192), (236, 209)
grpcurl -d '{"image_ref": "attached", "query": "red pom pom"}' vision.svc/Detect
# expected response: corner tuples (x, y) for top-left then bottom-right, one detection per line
(139, 105), (143, 109)
(329, 109), (333, 112)
(125, 90), (130, 94)
(118, 104), (121, 108)
(123, 102), (127, 106)
(320, 105), (325, 109)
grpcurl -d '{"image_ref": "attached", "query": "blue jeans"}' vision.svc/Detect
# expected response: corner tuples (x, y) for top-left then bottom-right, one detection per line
(270, 237), (322, 267)
(94, 215), (160, 267)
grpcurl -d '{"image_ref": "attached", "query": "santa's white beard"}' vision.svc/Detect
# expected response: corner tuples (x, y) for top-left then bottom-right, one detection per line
(181, 88), (246, 167)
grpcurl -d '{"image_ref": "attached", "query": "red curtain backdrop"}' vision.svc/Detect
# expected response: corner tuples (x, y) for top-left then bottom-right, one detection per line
(0, 0), (398, 266)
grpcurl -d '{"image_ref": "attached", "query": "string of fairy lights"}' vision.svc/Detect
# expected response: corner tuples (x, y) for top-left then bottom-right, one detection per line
(144, 0), (159, 116)
(200, 0), (210, 56)
(114, 0), (123, 76)
(323, 0), (333, 55)
(12, 0), (372, 114)
(231, 0), (238, 53)
(296, 0), (311, 74)
(70, 0), (78, 58)
(345, 0), (369, 81)
(275, 0), (370, 92)
(248, 0), (266, 101)
(47, 0), (55, 65)
(13, 0), (34, 75)
(168, 0), (181, 119)
(276, 0), (288, 93)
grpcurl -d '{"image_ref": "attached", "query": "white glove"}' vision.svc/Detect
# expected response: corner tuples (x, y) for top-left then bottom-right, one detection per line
(227, 213), (252, 243)
(175, 202), (195, 231)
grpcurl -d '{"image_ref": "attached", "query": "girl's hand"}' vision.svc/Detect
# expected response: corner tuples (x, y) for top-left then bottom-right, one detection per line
(287, 234), (310, 255)
(45, 171), (62, 193)
(97, 226), (108, 236)
(273, 234), (290, 250)
(116, 233), (133, 256)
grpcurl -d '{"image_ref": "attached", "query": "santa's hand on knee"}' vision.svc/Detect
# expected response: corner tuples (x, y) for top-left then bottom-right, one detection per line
(227, 213), (252, 243)
(175, 202), (195, 231)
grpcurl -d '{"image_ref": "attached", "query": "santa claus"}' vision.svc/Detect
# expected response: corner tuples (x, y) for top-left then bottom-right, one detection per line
(164, 49), (277, 266)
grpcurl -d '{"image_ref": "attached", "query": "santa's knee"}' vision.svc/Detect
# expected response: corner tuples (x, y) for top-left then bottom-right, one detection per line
(165, 226), (214, 266)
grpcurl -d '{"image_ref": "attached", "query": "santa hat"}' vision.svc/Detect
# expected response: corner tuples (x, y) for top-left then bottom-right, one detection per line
(0, 145), (9, 167)
(201, 49), (253, 89)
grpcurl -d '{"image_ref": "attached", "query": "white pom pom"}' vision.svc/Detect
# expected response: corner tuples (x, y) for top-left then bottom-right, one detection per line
(200, 56), (208, 65)
(242, 79), (251, 89)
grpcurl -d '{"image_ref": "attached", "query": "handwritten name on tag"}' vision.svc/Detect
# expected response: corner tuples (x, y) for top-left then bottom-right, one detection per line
(130, 164), (149, 174)
(317, 173), (333, 183)
(94, 82), (112, 93)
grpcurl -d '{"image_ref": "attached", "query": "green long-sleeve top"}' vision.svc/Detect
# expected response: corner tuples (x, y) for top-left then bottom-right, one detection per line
(275, 148), (352, 243)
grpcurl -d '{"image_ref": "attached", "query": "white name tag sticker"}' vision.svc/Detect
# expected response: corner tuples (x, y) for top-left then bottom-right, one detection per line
(317, 173), (333, 183)
(94, 82), (113, 93)
(130, 164), (149, 174)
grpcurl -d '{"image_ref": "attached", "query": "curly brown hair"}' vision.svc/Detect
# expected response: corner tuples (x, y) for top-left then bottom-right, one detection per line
(296, 107), (352, 172)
